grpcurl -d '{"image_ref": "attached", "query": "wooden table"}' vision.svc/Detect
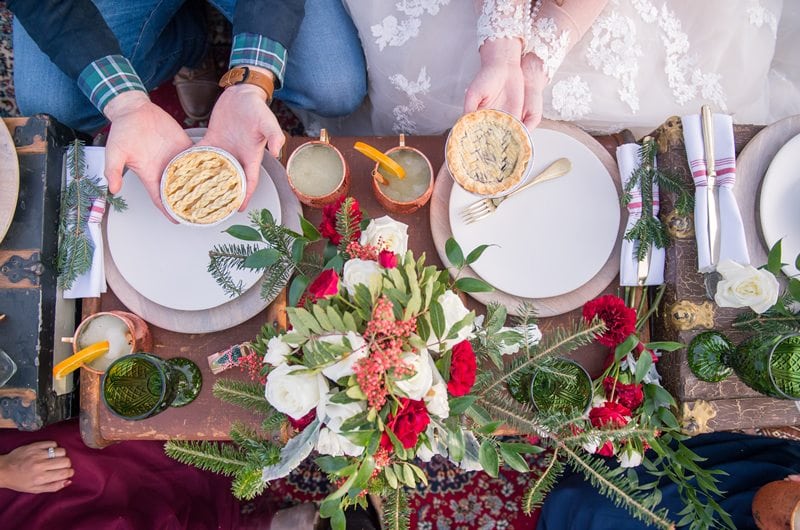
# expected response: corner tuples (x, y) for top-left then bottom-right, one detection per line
(80, 132), (630, 448)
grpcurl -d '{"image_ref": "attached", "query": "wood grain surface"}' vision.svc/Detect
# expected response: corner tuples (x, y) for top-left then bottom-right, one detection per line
(0, 119), (20, 244)
(430, 119), (624, 317)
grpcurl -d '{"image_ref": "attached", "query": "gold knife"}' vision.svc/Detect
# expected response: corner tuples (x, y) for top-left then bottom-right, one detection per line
(701, 105), (721, 268)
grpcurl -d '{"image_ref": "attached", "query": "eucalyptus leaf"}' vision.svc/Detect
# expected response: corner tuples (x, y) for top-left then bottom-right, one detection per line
(454, 277), (494, 293)
(291, 237), (309, 263)
(225, 225), (263, 242)
(384, 465), (398, 489)
(261, 420), (321, 482)
(402, 464), (416, 488)
(499, 444), (530, 473)
(447, 422), (465, 462)
(445, 238), (465, 268)
(299, 216), (321, 242)
(316, 455), (352, 474)
(243, 248), (282, 269)
(479, 440), (499, 478)
(429, 301), (445, 339)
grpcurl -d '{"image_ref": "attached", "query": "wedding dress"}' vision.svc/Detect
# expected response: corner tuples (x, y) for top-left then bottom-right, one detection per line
(306, 0), (798, 136)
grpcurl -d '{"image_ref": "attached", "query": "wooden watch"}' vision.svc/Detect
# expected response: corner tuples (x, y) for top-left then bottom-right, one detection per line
(218, 66), (275, 103)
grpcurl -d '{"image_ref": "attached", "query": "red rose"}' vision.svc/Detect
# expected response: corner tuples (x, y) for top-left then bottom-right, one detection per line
(319, 197), (362, 245)
(380, 398), (430, 451)
(602, 377), (644, 411)
(447, 340), (477, 397)
(583, 295), (637, 347)
(378, 250), (398, 269)
(288, 409), (316, 431)
(596, 441), (615, 457)
(307, 269), (339, 300)
(589, 401), (631, 429)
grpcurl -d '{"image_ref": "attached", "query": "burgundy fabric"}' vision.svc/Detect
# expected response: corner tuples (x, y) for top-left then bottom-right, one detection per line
(0, 419), (241, 530)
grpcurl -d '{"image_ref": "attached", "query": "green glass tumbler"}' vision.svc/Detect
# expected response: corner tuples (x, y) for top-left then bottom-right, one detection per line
(102, 353), (202, 420)
(687, 331), (800, 399)
(529, 358), (593, 415)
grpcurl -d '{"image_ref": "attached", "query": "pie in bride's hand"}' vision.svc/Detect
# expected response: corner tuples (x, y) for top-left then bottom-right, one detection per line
(162, 148), (245, 225)
(446, 109), (532, 196)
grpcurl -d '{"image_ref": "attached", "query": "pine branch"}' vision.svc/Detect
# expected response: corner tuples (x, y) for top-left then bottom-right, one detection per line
(232, 466), (268, 500)
(477, 389), (550, 437)
(382, 487), (410, 530)
(212, 379), (275, 416)
(522, 448), (564, 514)
(164, 440), (248, 476)
(335, 197), (361, 253)
(230, 422), (281, 466)
(207, 243), (262, 297)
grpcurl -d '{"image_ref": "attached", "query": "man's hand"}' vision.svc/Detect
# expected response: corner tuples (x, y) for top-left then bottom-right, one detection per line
(520, 53), (549, 130)
(104, 91), (193, 220)
(0, 441), (74, 494)
(465, 38), (524, 119)
(200, 68), (285, 210)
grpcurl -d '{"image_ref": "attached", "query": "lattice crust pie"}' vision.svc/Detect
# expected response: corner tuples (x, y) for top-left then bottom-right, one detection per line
(446, 109), (532, 196)
(164, 150), (243, 224)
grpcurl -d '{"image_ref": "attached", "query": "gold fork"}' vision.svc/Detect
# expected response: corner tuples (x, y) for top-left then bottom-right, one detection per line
(460, 158), (572, 224)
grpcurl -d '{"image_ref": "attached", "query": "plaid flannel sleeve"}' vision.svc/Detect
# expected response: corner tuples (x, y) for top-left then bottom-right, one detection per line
(229, 33), (287, 87)
(77, 55), (147, 113)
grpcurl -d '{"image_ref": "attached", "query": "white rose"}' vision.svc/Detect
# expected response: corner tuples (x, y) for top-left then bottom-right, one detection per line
(424, 382), (450, 419)
(265, 363), (328, 420)
(360, 216), (409, 255)
(264, 336), (292, 367)
(428, 290), (473, 349)
(342, 259), (383, 297)
(395, 349), (434, 400)
(714, 259), (780, 314)
(319, 392), (365, 432)
(618, 448), (643, 468)
(316, 427), (364, 457)
(320, 332), (369, 382)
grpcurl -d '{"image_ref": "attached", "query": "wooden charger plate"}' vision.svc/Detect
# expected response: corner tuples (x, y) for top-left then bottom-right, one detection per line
(430, 119), (623, 317)
(103, 151), (301, 333)
(733, 114), (800, 268)
(0, 120), (19, 243)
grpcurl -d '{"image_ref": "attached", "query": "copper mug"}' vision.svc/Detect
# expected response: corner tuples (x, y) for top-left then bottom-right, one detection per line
(63, 311), (153, 375)
(286, 129), (350, 208)
(368, 134), (434, 215)
(753, 479), (800, 529)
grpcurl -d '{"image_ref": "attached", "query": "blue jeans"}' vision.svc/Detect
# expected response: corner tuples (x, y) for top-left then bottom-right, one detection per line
(13, 0), (366, 132)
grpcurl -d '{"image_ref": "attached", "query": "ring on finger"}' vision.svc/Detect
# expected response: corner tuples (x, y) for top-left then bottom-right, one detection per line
(47, 447), (56, 459)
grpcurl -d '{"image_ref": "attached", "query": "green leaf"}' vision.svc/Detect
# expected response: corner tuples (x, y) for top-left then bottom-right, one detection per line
(316, 456), (351, 474)
(384, 465), (399, 489)
(796, 252), (800, 272)
(479, 440), (500, 478)
(225, 225), (263, 241)
(243, 248), (282, 269)
(291, 237), (309, 263)
(500, 442), (544, 455)
(429, 301), (445, 339)
(644, 341), (684, 352)
(445, 238), (465, 268)
(767, 239), (783, 275)
(320, 497), (341, 518)
(484, 303), (507, 334)
(634, 351), (654, 383)
(615, 335), (639, 361)
(475, 421), (503, 435)
(401, 464), (416, 488)
(351, 456), (376, 493)
(454, 277), (494, 293)
(288, 275), (310, 307)
(417, 316), (431, 342)
(449, 395), (476, 415)
(330, 508), (346, 530)
(340, 430), (375, 446)
(342, 312), (358, 332)
(447, 423), (465, 462)
(500, 444), (530, 473)
(789, 278), (800, 301)
(299, 216), (321, 242)
(465, 244), (492, 265)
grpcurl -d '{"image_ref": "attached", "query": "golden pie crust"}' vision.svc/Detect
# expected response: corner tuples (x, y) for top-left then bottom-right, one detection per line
(164, 150), (243, 224)
(446, 109), (532, 196)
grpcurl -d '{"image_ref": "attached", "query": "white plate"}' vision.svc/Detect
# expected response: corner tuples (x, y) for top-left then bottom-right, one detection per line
(107, 135), (281, 311)
(760, 132), (800, 277)
(448, 128), (620, 299)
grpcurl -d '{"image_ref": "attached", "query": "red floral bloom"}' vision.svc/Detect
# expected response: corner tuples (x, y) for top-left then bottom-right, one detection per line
(596, 441), (615, 457)
(307, 269), (339, 300)
(447, 340), (477, 397)
(319, 197), (361, 245)
(634, 343), (659, 363)
(380, 398), (430, 450)
(589, 401), (631, 428)
(378, 249), (398, 269)
(288, 409), (316, 431)
(583, 295), (637, 347)
(602, 377), (644, 411)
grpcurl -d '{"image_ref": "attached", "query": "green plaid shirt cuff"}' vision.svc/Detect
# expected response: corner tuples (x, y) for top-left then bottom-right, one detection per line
(230, 33), (287, 87)
(77, 55), (146, 113)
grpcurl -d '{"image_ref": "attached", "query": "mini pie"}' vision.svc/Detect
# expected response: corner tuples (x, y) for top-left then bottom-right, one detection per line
(163, 150), (243, 224)
(446, 109), (532, 196)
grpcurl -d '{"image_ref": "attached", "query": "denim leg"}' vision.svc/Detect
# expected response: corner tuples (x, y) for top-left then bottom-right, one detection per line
(209, 0), (366, 117)
(13, 0), (207, 132)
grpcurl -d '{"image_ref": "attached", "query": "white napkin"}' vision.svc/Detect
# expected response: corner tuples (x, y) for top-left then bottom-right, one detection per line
(617, 143), (665, 286)
(64, 146), (108, 299)
(681, 113), (750, 272)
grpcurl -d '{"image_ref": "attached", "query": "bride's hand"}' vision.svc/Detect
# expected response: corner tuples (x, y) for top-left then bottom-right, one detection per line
(465, 38), (524, 119)
(520, 53), (549, 130)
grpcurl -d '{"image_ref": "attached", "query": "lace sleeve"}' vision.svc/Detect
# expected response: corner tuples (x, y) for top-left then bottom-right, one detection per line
(477, 0), (532, 48)
(524, 0), (608, 79)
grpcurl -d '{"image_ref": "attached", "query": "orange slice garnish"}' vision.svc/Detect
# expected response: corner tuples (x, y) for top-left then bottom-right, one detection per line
(354, 142), (406, 180)
(53, 341), (110, 379)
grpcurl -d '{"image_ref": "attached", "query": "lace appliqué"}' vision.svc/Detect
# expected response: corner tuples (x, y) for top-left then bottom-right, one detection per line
(371, 0), (450, 50)
(524, 17), (571, 80)
(390, 68), (432, 134)
(586, 10), (642, 113)
(551, 76), (592, 120)
(477, 0), (530, 48)
(746, 0), (778, 33)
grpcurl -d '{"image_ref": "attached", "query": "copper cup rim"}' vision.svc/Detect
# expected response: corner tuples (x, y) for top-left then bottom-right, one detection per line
(72, 311), (136, 375)
(286, 140), (348, 204)
(372, 145), (434, 207)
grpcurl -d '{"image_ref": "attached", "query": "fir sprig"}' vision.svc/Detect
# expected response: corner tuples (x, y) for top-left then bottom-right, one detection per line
(57, 139), (127, 289)
(212, 379), (276, 416)
(382, 487), (411, 530)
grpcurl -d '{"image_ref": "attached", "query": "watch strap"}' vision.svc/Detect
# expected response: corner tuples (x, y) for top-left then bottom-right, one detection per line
(219, 66), (275, 103)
